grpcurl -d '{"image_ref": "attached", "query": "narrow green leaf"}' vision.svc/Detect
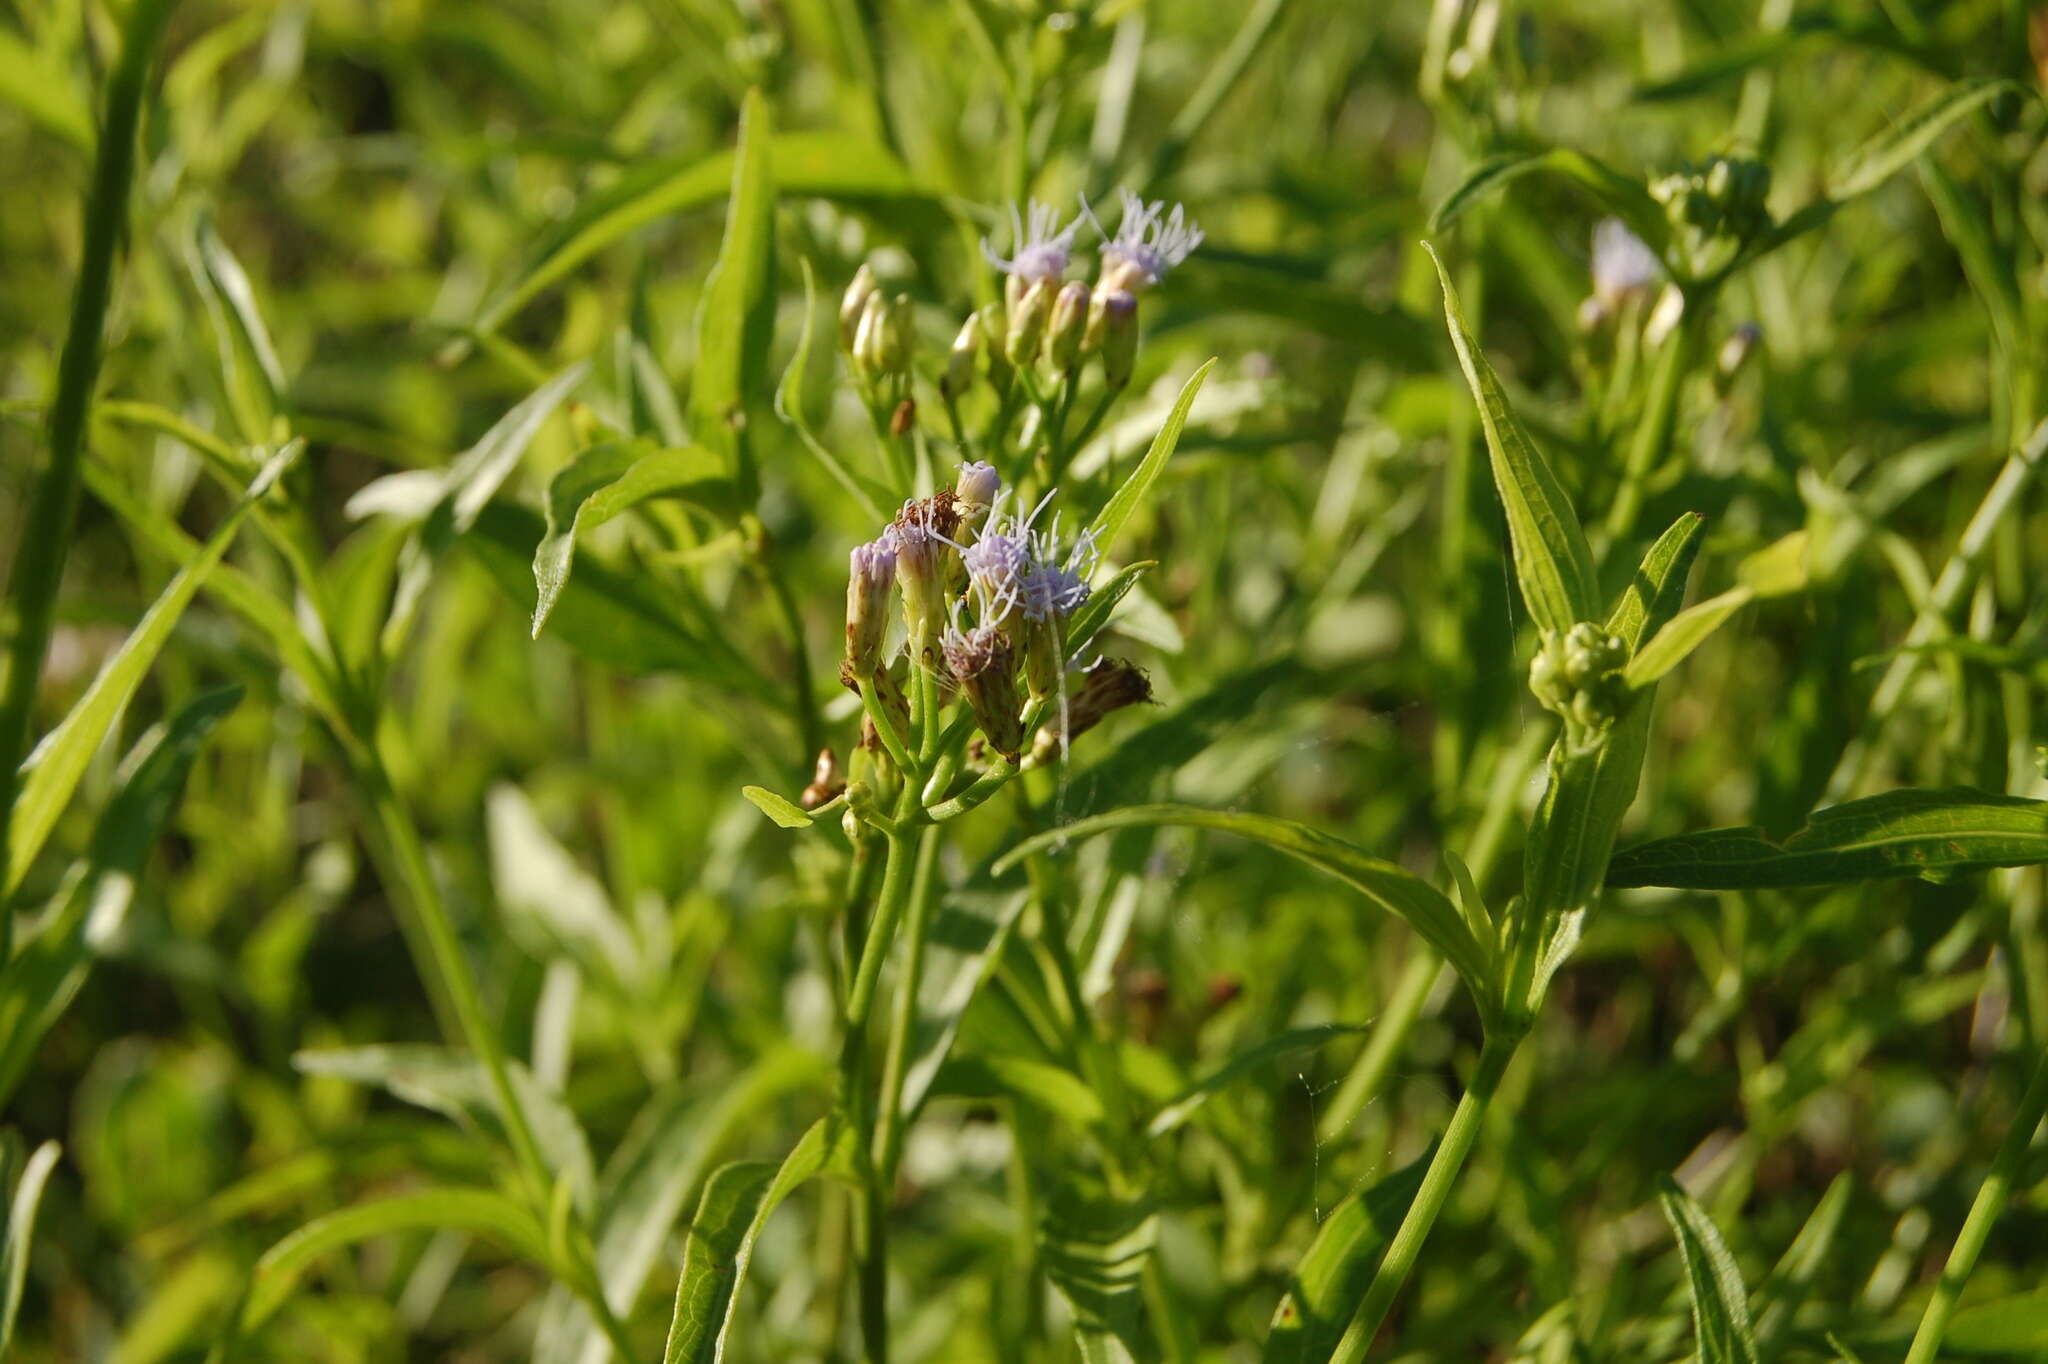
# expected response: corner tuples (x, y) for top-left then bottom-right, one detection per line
(1147, 1024), (1367, 1138)
(486, 784), (644, 990)
(689, 88), (776, 495)
(0, 688), (240, 1107)
(1624, 585), (1754, 689)
(531, 440), (732, 638)
(934, 1053), (1108, 1127)
(1064, 561), (1156, 661)
(1828, 77), (2018, 201)
(0, 1142), (61, 1354)
(465, 134), (931, 346)
(1086, 360), (1218, 558)
(1606, 511), (1707, 650)
(997, 804), (1495, 1021)
(185, 215), (287, 445)
(292, 1046), (595, 1210)
(1263, 1149), (1430, 1362)
(741, 785), (812, 829)
(1429, 148), (1666, 254)
(661, 1116), (859, 1363)
(899, 888), (1031, 1121)
(1754, 1173), (1852, 1352)
(1657, 1175), (1761, 1364)
(1427, 244), (1599, 635)
(1608, 788), (2048, 890)
(449, 364), (590, 534)
(8, 443), (298, 896)
(244, 1190), (551, 1330)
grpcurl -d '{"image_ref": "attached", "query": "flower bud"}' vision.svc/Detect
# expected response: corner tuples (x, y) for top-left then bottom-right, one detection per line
(881, 292), (915, 374)
(973, 303), (1014, 391)
(1644, 283), (1685, 348)
(942, 314), (981, 399)
(1005, 280), (1051, 367)
(1046, 282), (1091, 374)
(1531, 623), (1628, 748)
(844, 536), (898, 675)
(943, 623), (1026, 760)
(1030, 658), (1150, 763)
(889, 496), (965, 653)
(1097, 290), (1139, 389)
(953, 461), (1002, 536)
(840, 263), (878, 351)
(852, 291), (890, 379)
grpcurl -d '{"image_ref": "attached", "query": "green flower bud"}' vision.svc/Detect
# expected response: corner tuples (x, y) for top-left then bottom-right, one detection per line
(1046, 282), (1091, 374)
(840, 263), (878, 352)
(1097, 289), (1139, 390)
(852, 291), (890, 380)
(942, 313), (981, 399)
(1005, 280), (1051, 367)
(843, 537), (898, 677)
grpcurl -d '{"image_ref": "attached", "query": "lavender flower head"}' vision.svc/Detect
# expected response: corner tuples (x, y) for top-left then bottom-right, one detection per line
(981, 199), (1085, 286)
(1090, 189), (1204, 291)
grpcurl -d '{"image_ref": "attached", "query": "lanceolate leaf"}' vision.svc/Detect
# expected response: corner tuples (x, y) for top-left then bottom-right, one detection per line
(1427, 245), (1599, 637)
(0, 688), (241, 1108)
(1263, 1149), (1430, 1363)
(1608, 788), (2048, 890)
(690, 88), (777, 497)
(996, 804), (1496, 1022)
(243, 1190), (552, 1330)
(8, 443), (298, 896)
(1625, 586), (1753, 689)
(1086, 359), (1217, 559)
(531, 440), (733, 638)
(1828, 77), (2017, 201)
(661, 1117), (860, 1363)
(1063, 560), (1155, 661)
(1608, 512), (1706, 650)
(0, 1142), (62, 1354)
(1657, 1176), (1761, 1364)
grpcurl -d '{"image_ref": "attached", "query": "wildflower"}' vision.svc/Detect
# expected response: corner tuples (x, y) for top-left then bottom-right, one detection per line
(1088, 189), (1204, 292)
(853, 291), (914, 382)
(953, 462), (1003, 536)
(1046, 281), (1092, 373)
(844, 536), (898, 676)
(942, 619), (1027, 760)
(981, 199), (1086, 288)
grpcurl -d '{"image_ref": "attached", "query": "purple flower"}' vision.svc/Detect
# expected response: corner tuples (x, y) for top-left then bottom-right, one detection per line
(1088, 189), (1204, 291)
(981, 199), (1085, 285)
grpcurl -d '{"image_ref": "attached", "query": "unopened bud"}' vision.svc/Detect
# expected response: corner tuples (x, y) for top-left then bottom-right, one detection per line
(943, 314), (981, 399)
(1005, 281), (1051, 367)
(1644, 284), (1685, 348)
(953, 462), (1002, 536)
(1046, 282), (1091, 373)
(840, 264), (878, 351)
(882, 293), (915, 373)
(944, 624), (1026, 760)
(1030, 658), (1150, 763)
(844, 536), (898, 675)
(890, 496), (964, 651)
(1097, 289), (1139, 389)
(852, 292), (890, 379)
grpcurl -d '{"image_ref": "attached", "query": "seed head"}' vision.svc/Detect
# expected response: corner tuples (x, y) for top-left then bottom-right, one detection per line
(1030, 657), (1151, 763)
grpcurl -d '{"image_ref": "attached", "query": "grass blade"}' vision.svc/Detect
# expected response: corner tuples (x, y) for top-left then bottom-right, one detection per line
(690, 88), (777, 498)
(1657, 1175), (1761, 1364)
(1828, 77), (2018, 201)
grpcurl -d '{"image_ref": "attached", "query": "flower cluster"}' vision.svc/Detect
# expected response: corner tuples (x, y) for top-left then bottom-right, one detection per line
(840, 463), (1148, 768)
(843, 190), (1202, 406)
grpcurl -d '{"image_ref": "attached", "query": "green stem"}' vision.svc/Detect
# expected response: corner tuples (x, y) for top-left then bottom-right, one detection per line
(873, 827), (942, 1181)
(1599, 304), (1697, 550)
(0, 0), (180, 918)
(1904, 1044), (2048, 1364)
(1328, 1037), (1519, 1364)
(360, 760), (553, 1203)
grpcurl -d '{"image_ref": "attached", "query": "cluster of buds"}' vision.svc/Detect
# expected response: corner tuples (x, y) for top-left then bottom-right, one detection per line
(1648, 154), (1772, 279)
(1529, 622), (1630, 751)
(839, 462), (1149, 772)
(841, 264), (917, 431)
